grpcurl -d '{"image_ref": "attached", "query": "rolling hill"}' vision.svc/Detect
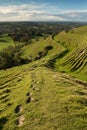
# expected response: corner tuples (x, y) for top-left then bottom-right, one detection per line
(0, 26), (87, 130)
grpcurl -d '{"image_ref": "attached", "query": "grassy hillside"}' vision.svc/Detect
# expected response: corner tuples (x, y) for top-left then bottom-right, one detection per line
(0, 26), (87, 130)
(54, 27), (87, 81)
(21, 37), (64, 60)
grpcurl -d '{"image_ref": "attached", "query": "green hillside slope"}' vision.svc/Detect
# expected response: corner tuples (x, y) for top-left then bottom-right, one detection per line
(0, 26), (87, 130)
(54, 27), (87, 81)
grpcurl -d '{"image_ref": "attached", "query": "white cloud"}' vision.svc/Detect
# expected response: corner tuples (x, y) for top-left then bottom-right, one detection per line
(0, 3), (87, 21)
(63, 10), (87, 13)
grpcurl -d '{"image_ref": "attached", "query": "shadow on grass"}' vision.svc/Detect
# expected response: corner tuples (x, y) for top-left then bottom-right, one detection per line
(0, 117), (8, 130)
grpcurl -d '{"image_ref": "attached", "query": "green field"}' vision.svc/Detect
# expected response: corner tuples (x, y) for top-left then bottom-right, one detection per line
(0, 26), (87, 130)
(0, 34), (14, 51)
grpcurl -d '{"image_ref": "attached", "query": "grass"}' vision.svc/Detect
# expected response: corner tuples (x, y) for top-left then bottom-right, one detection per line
(54, 27), (87, 81)
(0, 34), (14, 51)
(0, 26), (87, 130)
(21, 36), (64, 60)
(0, 65), (87, 130)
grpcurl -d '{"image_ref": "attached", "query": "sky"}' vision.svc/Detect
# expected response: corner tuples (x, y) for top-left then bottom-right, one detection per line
(0, 0), (87, 21)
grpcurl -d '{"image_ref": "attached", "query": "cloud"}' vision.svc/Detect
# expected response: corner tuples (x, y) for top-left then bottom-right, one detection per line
(58, 10), (87, 21)
(0, 3), (87, 21)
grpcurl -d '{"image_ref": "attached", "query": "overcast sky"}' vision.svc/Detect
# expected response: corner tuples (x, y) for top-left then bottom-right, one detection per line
(0, 0), (87, 21)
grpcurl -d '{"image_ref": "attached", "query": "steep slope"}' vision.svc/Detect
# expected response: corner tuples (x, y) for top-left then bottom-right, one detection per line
(54, 26), (87, 81)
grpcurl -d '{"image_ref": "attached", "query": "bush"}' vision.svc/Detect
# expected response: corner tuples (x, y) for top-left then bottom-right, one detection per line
(0, 46), (24, 69)
(44, 46), (53, 51)
(34, 45), (53, 61)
